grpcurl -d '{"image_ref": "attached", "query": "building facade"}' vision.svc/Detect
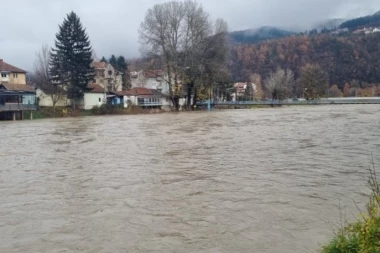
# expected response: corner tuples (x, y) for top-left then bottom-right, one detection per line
(130, 70), (171, 95)
(0, 59), (36, 120)
(92, 61), (123, 92)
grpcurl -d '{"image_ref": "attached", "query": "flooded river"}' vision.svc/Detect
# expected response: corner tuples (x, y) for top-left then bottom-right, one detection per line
(1, 105), (380, 253)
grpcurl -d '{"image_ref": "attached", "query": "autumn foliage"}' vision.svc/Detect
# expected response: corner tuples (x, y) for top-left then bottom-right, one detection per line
(230, 33), (380, 94)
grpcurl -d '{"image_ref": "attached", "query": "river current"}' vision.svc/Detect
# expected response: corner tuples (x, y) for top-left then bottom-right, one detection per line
(1, 105), (379, 252)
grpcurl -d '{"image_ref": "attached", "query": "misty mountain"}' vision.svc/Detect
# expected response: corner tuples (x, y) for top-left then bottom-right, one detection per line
(313, 18), (346, 31)
(230, 26), (295, 44)
(339, 10), (380, 30)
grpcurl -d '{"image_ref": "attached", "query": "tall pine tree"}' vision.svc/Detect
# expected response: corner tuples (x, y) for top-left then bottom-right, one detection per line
(50, 12), (94, 105)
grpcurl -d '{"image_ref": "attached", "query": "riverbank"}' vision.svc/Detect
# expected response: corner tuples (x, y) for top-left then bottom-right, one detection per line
(21, 105), (165, 120)
(322, 164), (380, 253)
(9, 102), (372, 121)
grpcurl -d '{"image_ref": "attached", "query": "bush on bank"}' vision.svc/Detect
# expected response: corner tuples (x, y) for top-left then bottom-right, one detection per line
(322, 166), (380, 253)
(90, 104), (162, 115)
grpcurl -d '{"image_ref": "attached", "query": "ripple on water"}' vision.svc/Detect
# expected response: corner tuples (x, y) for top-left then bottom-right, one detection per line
(0, 105), (379, 253)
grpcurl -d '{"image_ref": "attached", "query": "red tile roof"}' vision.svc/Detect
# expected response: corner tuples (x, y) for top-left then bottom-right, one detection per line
(87, 83), (105, 93)
(126, 87), (153, 96)
(0, 83), (34, 92)
(91, 61), (107, 69)
(145, 70), (164, 78)
(0, 59), (26, 73)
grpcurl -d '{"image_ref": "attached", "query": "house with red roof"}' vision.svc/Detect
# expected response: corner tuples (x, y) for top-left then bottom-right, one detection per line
(0, 59), (37, 120)
(91, 61), (123, 92)
(108, 87), (171, 109)
(69, 83), (106, 110)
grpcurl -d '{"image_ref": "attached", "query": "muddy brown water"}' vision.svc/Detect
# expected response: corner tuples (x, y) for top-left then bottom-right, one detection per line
(1, 105), (379, 253)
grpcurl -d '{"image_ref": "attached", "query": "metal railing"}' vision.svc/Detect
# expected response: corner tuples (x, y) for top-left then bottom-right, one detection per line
(197, 98), (380, 106)
(138, 102), (163, 106)
(0, 104), (37, 111)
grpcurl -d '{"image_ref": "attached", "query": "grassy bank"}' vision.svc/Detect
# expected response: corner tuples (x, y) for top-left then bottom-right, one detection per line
(322, 164), (380, 253)
(23, 105), (163, 120)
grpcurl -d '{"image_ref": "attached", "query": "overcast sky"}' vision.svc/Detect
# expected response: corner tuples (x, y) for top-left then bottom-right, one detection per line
(1, 0), (380, 71)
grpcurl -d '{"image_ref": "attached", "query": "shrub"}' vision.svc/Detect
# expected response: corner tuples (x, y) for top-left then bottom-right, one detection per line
(91, 104), (127, 115)
(322, 164), (380, 253)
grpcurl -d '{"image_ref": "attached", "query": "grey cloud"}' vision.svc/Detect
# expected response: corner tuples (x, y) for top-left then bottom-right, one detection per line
(1, 0), (379, 71)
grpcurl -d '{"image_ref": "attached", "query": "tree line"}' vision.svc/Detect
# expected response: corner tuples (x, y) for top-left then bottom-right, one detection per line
(230, 33), (380, 96)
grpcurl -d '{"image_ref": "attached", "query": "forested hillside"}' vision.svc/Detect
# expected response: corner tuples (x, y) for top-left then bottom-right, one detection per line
(339, 11), (380, 30)
(230, 33), (380, 90)
(230, 26), (295, 44)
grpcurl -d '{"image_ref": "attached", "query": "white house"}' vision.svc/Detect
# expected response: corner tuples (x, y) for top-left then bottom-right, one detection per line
(130, 70), (171, 95)
(108, 87), (171, 110)
(36, 88), (68, 107)
(69, 84), (106, 110)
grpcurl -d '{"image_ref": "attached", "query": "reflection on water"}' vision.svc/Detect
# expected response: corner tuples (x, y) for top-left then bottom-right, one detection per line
(0, 105), (379, 252)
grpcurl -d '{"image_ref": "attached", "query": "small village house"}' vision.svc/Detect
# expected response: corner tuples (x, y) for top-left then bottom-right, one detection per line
(70, 84), (106, 110)
(92, 61), (123, 92)
(0, 59), (36, 120)
(131, 70), (171, 95)
(108, 87), (170, 109)
(232, 82), (257, 101)
(131, 69), (191, 109)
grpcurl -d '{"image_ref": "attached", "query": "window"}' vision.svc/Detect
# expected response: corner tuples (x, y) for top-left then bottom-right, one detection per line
(108, 70), (113, 76)
(13, 73), (18, 78)
(99, 98), (101, 102)
(138, 98), (144, 105)
(1, 73), (7, 78)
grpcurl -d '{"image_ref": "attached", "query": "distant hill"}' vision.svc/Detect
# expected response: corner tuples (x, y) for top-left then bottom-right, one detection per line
(230, 33), (380, 88)
(230, 26), (295, 44)
(313, 18), (346, 31)
(339, 11), (380, 30)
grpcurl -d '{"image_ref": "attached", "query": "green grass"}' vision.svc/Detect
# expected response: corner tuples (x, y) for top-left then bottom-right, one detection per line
(321, 165), (380, 253)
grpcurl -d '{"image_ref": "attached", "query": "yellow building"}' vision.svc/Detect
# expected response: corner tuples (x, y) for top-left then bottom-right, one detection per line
(0, 59), (27, 85)
(0, 59), (36, 121)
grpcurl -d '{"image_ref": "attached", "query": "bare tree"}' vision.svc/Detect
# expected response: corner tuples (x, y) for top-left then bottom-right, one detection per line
(265, 68), (294, 100)
(34, 44), (66, 108)
(181, 1), (229, 109)
(139, 0), (228, 110)
(139, 2), (182, 109)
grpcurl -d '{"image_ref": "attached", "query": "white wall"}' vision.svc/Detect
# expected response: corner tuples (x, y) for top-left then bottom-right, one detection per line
(121, 95), (135, 108)
(84, 93), (106, 110)
(144, 78), (170, 95)
(36, 89), (68, 107)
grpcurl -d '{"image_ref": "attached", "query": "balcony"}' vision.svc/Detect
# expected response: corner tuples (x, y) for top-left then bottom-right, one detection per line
(138, 101), (162, 107)
(0, 103), (37, 111)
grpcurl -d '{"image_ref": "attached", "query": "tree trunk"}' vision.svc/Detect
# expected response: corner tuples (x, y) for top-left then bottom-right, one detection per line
(172, 96), (180, 111)
(187, 82), (193, 110)
(192, 87), (198, 110)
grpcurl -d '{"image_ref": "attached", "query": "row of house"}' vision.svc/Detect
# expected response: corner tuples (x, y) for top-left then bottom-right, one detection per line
(0, 59), (189, 119)
(353, 27), (380, 35)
